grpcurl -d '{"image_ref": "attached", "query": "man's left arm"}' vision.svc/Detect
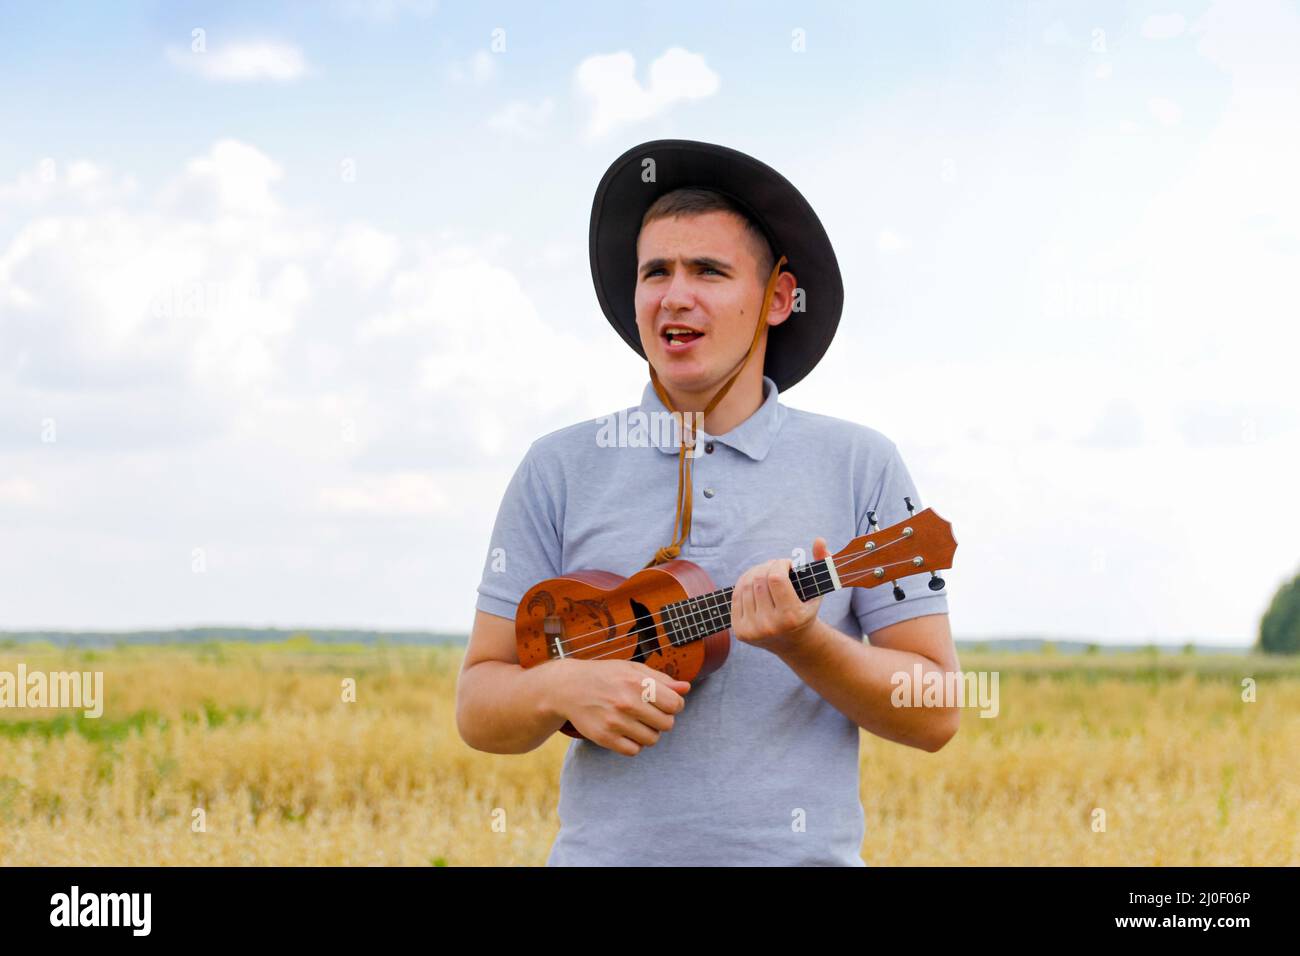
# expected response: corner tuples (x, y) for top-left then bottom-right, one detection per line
(777, 613), (960, 752)
(731, 541), (960, 752)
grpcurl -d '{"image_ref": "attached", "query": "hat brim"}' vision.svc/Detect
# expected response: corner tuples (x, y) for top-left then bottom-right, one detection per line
(589, 139), (843, 393)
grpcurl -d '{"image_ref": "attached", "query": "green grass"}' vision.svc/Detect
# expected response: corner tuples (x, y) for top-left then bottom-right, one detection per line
(0, 704), (261, 741)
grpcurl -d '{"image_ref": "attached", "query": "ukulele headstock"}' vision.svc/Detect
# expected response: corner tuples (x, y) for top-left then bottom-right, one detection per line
(829, 506), (956, 597)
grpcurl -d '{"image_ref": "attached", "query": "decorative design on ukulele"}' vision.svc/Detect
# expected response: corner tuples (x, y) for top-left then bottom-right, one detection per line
(563, 596), (615, 634)
(526, 590), (565, 658)
(528, 590), (622, 660)
(525, 589), (556, 617)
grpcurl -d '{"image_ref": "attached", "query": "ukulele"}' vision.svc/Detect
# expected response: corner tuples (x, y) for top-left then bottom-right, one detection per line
(515, 500), (957, 740)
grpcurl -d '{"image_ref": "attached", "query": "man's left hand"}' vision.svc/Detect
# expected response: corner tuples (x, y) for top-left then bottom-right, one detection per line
(732, 536), (830, 656)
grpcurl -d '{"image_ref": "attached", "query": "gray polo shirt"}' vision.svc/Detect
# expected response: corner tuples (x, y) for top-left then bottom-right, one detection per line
(475, 373), (949, 865)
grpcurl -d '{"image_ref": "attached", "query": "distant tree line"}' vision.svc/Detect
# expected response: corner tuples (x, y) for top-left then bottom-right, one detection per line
(1260, 569), (1300, 654)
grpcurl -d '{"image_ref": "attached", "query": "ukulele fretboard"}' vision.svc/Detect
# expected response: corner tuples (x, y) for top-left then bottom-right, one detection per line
(658, 558), (839, 646)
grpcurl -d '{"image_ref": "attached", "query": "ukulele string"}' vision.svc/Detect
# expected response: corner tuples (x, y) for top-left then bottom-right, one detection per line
(548, 530), (915, 653)
(570, 559), (931, 666)
(549, 536), (917, 656)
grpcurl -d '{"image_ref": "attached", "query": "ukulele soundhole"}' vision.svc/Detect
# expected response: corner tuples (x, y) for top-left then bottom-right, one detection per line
(627, 598), (665, 666)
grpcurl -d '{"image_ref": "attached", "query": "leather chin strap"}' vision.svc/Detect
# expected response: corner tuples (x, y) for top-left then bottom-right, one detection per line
(643, 254), (788, 569)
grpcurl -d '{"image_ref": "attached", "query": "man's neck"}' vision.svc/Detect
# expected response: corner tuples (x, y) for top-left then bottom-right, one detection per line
(656, 362), (767, 436)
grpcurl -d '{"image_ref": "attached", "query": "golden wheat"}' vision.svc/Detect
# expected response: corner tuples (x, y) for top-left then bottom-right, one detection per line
(0, 640), (1295, 865)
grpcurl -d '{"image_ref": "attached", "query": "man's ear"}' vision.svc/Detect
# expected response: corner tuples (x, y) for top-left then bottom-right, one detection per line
(763, 271), (799, 328)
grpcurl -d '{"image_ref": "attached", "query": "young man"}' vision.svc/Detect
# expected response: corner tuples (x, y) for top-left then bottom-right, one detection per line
(457, 140), (958, 866)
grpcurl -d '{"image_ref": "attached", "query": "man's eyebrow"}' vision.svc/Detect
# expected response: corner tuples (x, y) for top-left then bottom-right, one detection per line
(638, 256), (734, 277)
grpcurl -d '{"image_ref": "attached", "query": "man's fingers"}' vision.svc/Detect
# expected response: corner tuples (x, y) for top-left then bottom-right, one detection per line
(608, 735), (643, 757)
(632, 666), (689, 712)
(632, 698), (677, 731)
(755, 560), (778, 611)
(618, 712), (664, 746)
(648, 681), (687, 714)
(773, 559), (795, 603)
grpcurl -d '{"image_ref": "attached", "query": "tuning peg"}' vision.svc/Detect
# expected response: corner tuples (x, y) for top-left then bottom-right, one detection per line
(904, 496), (915, 516)
(928, 572), (946, 591)
(866, 511), (879, 532)
(893, 583), (906, 601)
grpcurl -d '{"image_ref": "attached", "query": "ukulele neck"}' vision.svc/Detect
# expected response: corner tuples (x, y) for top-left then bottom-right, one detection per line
(660, 559), (839, 647)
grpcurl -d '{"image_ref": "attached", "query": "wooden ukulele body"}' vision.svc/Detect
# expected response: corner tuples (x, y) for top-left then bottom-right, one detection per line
(515, 559), (731, 739)
(513, 508), (957, 742)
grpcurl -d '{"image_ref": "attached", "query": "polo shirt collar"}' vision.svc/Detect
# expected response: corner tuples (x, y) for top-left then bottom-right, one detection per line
(639, 373), (785, 462)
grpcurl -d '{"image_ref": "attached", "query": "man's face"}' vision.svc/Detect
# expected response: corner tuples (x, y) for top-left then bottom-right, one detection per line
(634, 210), (773, 392)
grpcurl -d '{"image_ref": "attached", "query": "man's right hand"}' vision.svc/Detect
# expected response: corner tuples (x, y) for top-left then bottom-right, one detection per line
(549, 659), (691, 756)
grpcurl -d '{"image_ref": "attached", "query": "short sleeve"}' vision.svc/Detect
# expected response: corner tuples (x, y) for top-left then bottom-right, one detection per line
(849, 441), (950, 637)
(474, 446), (562, 620)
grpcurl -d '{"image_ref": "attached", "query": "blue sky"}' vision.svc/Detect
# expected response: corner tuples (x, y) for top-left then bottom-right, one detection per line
(1, 0), (1297, 642)
(1, 1), (1230, 245)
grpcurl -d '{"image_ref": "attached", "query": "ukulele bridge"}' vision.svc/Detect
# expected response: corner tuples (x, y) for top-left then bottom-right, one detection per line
(543, 616), (565, 658)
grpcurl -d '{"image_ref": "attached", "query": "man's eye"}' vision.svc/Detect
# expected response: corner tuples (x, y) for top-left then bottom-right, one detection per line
(643, 266), (721, 277)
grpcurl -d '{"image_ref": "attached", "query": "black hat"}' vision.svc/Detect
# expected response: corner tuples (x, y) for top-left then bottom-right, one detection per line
(589, 139), (844, 392)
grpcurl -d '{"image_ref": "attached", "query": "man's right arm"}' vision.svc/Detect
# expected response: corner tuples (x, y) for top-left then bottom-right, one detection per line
(455, 609), (690, 756)
(456, 610), (576, 754)
(461, 447), (689, 754)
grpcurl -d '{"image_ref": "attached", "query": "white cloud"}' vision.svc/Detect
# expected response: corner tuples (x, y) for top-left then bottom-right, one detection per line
(0, 476), (42, 505)
(1147, 96), (1182, 126)
(486, 98), (555, 138)
(355, 245), (620, 429)
(448, 50), (497, 85)
(166, 41), (309, 83)
(0, 141), (307, 403)
(159, 139), (285, 218)
(1142, 14), (1187, 39)
(1083, 398), (1146, 448)
(0, 159), (137, 206)
(783, 0), (1300, 644)
(1042, 21), (1070, 46)
(326, 223), (402, 291)
(575, 47), (720, 139)
(316, 473), (448, 516)
(336, 0), (438, 21)
(1192, 0), (1299, 85)
(876, 229), (910, 253)
(0, 138), (636, 631)
(0, 139), (612, 435)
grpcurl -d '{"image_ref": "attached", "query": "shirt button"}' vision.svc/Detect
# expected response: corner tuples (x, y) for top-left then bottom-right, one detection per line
(704, 442), (715, 454)
(702, 487), (715, 498)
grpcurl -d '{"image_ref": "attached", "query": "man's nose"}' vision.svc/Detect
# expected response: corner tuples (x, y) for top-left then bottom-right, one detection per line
(660, 269), (695, 311)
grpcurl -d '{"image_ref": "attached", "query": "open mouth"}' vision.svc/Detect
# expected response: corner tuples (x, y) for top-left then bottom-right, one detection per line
(662, 328), (705, 347)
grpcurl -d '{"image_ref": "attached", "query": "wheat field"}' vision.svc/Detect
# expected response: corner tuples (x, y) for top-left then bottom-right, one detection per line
(1, 638), (1296, 865)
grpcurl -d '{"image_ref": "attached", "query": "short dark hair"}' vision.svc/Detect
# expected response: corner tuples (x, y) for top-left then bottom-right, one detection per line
(638, 187), (776, 286)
